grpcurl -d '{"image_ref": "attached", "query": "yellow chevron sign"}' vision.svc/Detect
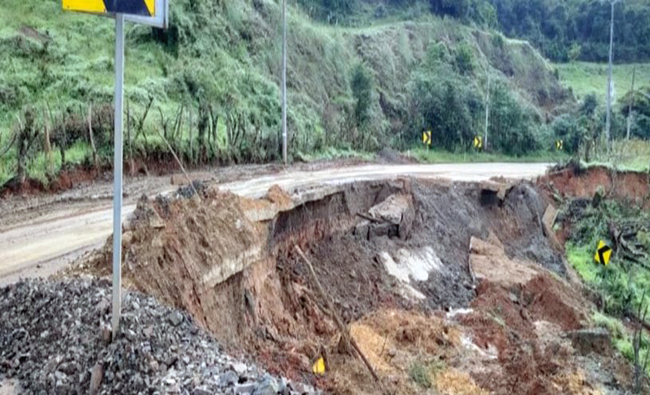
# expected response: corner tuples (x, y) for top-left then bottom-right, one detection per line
(422, 131), (432, 146)
(62, 0), (155, 17)
(474, 135), (483, 150)
(594, 240), (612, 265)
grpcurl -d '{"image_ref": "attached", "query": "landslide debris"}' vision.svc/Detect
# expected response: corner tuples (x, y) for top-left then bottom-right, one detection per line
(66, 177), (638, 393)
(0, 278), (316, 395)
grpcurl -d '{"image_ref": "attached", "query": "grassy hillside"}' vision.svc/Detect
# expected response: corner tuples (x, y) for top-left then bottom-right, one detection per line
(0, 0), (570, 186)
(556, 62), (650, 102)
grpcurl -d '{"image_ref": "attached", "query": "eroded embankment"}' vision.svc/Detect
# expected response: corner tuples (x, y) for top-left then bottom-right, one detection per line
(539, 165), (650, 208)
(74, 177), (634, 394)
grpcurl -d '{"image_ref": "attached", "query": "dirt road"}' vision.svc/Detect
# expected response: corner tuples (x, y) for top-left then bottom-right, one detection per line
(0, 162), (549, 283)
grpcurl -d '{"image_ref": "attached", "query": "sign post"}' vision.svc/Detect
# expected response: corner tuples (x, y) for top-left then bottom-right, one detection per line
(62, 0), (168, 338)
(111, 12), (125, 337)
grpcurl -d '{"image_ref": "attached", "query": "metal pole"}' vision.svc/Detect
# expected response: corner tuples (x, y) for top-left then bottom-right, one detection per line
(484, 73), (490, 151)
(112, 13), (125, 338)
(627, 66), (635, 140)
(606, 0), (616, 152)
(281, 0), (287, 165)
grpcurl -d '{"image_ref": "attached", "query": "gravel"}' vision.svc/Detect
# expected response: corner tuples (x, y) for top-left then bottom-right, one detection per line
(0, 278), (317, 395)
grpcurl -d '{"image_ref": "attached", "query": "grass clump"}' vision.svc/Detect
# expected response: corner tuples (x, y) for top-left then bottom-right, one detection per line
(408, 361), (433, 389)
(408, 357), (447, 390)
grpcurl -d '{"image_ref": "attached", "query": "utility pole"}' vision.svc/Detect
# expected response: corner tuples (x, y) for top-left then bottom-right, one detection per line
(281, 0), (288, 165)
(606, 0), (620, 151)
(484, 73), (490, 151)
(627, 66), (636, 140)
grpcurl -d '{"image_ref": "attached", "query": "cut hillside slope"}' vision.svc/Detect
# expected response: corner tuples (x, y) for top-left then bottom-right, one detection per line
(0, 0), (570, 184)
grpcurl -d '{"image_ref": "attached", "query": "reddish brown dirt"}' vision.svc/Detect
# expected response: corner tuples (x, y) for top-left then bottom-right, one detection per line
(539, 166), (650, 208)
(462, 277), (584, 395)
(0, 167), (100, 197)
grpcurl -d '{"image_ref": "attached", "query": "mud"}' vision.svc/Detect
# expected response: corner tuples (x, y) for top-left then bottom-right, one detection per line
(69, 176), (637, 393)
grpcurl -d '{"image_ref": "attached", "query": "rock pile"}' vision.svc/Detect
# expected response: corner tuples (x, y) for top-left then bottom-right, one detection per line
(0, 279), (317, 395)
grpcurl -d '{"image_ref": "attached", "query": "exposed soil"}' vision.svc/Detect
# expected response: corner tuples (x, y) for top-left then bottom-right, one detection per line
(539, 165), (650, 209)
(0, 167), (98, 198)
(67, 176), (638, 394)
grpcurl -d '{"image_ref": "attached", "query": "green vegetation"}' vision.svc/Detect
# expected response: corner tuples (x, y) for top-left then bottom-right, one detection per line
(0, 0), (573, 188)
(549, 83), (650, 163)
(592, 311), (650, 376)
(301, 0), (650, 63)
(564, 199), (650, 376)
(555, 62), (650, 102)
(562, 196), (650, 315)
(412, 147), (565, 164)
(2, 0), (649, 188)
(488, 0), (650, 63)
(408, 361), (433, 389)
(587, 140), (650, 172)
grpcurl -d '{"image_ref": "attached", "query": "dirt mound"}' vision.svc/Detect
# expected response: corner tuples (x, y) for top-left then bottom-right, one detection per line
(327, 309), (475, 395)
(71, 188), (276, 346)
(458, 235), (630, 395)
(376, 148), (419, 165)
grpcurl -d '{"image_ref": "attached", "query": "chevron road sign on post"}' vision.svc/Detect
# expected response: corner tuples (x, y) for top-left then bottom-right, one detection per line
(63, 0), (155, 16)
(594, 240), (612, 265)
(422, 131), (432, 147)
(62, 0), (168, 339)
(473, 135), (483, 150)
(62, 0), (169, 27)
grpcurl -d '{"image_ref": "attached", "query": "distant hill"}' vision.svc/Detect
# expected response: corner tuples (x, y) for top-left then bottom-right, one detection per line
(300, 0), (650, 63)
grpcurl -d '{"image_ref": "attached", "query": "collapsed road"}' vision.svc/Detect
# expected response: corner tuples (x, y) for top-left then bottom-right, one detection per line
(58, 167), (635, 394)
(0, 162), (549, 284)
(1, 162), (644, 394)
